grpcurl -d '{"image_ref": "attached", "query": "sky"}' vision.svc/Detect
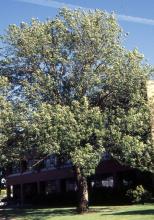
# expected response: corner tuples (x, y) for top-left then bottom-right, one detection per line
(0, 0), (154, 65)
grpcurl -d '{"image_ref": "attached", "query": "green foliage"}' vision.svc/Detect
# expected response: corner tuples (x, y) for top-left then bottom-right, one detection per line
(0, 8), (153, 174)
(93, 49), (154, 171)
(0, 76), (14, 164)
(0, 75), (33, 165)
(1, 8), (122, 104)
(29, 97), (105, 176)
(126, 185), (152, 203)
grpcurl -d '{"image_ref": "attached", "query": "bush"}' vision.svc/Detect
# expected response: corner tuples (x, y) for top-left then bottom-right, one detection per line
(126, 185), (152, 203)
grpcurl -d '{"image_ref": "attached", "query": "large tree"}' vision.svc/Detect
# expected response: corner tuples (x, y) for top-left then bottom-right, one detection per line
(0, 8), (153, 212)
(29, 97), (105, 212)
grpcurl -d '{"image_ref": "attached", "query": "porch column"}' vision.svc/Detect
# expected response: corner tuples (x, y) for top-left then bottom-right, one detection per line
(37, 181), (40, 195)
(113, 172), (122, 190)
(20, 184), (24, 205)
(60, 179), (66, 193)
(7, 185), (11, 199)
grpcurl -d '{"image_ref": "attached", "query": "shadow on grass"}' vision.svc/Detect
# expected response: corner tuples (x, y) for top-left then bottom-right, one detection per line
(0, 206), (113, 218)
(102, 209), (154, 216)
(2, 207), (153, 219)
(0, 208), (76, 220)
(0, 207), (114, 219)
(113, 209), (154, 215)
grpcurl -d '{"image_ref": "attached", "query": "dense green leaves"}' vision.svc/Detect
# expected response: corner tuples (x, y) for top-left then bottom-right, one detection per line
(0, 8), (153, 174)
(28, 97), (105, 176)
(1, 8), (122, 105)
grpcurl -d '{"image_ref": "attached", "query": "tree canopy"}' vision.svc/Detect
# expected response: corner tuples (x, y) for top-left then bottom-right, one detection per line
(0, 8), (153, 212)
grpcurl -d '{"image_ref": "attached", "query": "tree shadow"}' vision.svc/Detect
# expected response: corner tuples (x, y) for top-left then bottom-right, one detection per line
(0, 206), (113, 219)
(113, 209), (154, 215)
(102, 209), (154, 216)
(89, 207), (113, 213)
(0, 208), (77, 220)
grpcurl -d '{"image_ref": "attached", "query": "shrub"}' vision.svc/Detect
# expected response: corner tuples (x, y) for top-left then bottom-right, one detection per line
(126, 185), (152, 203)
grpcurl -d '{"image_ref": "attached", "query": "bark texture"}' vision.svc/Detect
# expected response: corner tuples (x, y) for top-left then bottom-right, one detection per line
(75, 166), (89, 213)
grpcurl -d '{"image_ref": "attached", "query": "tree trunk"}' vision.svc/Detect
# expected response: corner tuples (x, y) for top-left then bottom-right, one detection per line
(75, 166), (89, 213)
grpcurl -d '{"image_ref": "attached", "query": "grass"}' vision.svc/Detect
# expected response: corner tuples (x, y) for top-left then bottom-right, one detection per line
(0, 204), (154, 220)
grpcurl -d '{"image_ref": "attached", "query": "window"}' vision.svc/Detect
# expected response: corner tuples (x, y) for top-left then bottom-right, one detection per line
(44, 155), (57, 169)
(93, 176), (114, 188)
(60, 159), (72, 168)
(12, 165), (20, 174)
(102, 176), (113, 187)
(66, 180), (77, 192)
(27, 160), (34, 171)
(102, 152), (111, 160)
(45, 180), (58, 194)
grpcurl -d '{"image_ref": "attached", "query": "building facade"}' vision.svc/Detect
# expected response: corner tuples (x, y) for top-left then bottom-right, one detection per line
(6, 154), (153, 205)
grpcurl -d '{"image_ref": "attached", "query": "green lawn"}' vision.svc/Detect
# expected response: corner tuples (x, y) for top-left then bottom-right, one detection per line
(0, 204), (154, 220)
